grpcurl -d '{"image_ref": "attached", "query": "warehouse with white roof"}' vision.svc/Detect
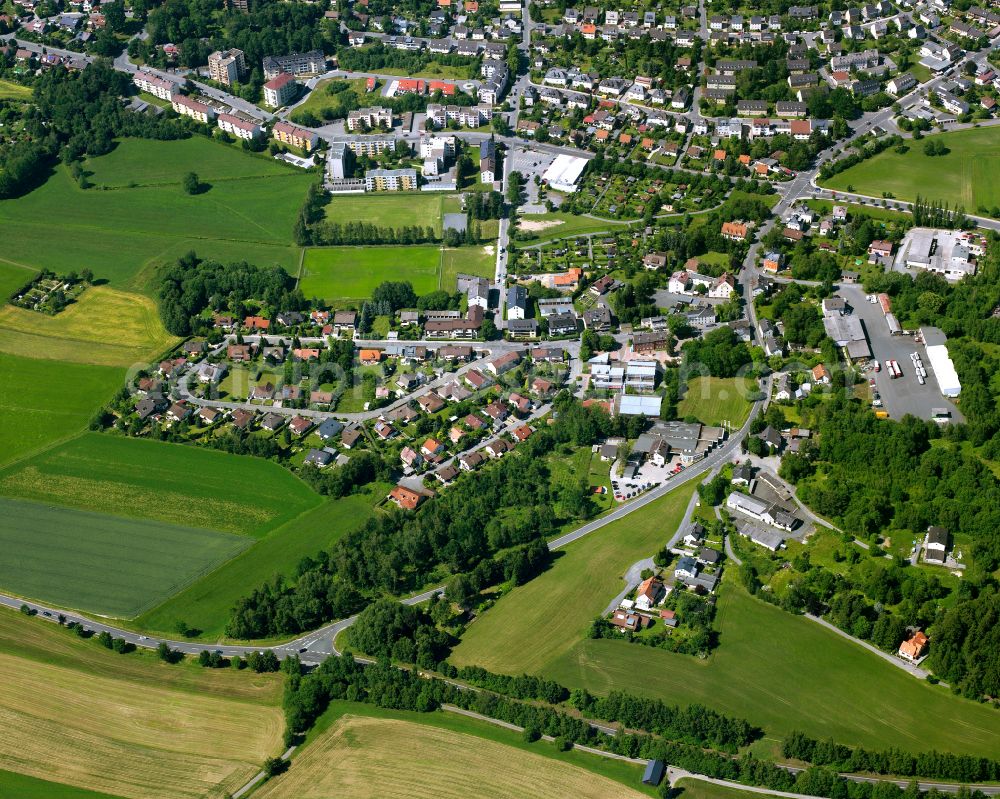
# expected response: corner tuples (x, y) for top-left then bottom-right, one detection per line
(542, 154), (589, 192)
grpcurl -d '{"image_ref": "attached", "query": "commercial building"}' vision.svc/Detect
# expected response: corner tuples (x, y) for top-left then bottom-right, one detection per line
(541, 153), (589, 192)
(901, 228), (978, 281)
(208, 48), (247, 86)
(263, 73), (298, 107)
(365, 167), (418, 191)
(922, 327), (962, 397)
(262, 50), (325, 80)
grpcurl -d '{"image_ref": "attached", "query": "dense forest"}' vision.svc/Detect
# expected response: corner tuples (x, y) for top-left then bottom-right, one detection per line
(155, 252), (305, 335)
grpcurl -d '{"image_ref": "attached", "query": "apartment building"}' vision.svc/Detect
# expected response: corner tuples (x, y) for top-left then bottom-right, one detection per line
(365, 167), (418, 191)
(261, 50), (325, 80)
(217, 112), (262, 140)
(347, 136), (397, 157)
(171, 95), (216, 123)
(133, 71), (178, 101)
(272, 120), (319, 151)
(208, 48), (246, 86)
(346, 106), (393, 131)
(480, 138), (497, 183)
(263, 73), (298, 107)
(327, 141), (354, 179)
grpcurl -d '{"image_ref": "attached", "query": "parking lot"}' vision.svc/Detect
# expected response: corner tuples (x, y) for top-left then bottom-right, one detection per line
(839, 284), (963, 422)
(508, 146), (559, 212)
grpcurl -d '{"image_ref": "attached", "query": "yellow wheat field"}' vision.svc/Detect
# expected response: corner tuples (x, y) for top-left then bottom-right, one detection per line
(255, 714), (649, 799)
(0, 652), (284, 799)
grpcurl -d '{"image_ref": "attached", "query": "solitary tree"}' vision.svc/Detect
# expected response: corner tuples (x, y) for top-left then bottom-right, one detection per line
(183, 171), (201, 195)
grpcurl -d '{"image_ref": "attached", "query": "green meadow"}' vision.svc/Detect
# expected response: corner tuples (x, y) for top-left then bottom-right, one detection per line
(0, 497), (250, 618)
(0, 139), (310, 292)
(677, 376), (754, 428)
(823, 127), (1000, 213)
(0, 353), (123, 467)
(322, 191), (454, 235)
(0, 434), (321, 537)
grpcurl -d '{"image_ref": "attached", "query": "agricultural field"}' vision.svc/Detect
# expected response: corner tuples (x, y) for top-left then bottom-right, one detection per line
(0, 260), (38, 300)
(673, 778), (783, 799)
(322, 190), (452, 235)
(453, 485), (695, 675)
(0, 353), (123, 468)
(453, 491), (1000, 756)
(0, 142), (309, 293)
(0, 286), (178, 368)
(822, 127), (1000, 213)
(136, 488), (386, 639)
(0, 771), (125, 799)
(0, 496), (250, 617)
(0, 433), (321, 537)
(677, 377), (754, 428)
(300, 245), (442, 303)
(82, 137), (296, 188)
(0, 622), (283, 799)
(255, 705), (651, 799)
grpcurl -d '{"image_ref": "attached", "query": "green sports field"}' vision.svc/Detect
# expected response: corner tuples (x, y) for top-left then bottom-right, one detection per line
(0, 139), (309, 292)
(136, 488), (387, 639)
(322, 192), (454, 235)
(0, 433), (320, 537)
(0, 354), (123, 468)
(822, 127), (1000, 213)
(300, 245), (443, 303)
(677, 376), (754, 427)
(0, 497), (250, 617)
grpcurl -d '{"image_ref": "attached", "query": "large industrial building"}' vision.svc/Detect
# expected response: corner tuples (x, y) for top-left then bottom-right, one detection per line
(901, 228), (979, 281)
(542, 154), (589, 193)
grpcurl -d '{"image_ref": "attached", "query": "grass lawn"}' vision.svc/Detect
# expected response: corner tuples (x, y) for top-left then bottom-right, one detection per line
(677, 377), (754, 427)
(441, 244), (496, 287)
(255, 702), (651, 799)
(83, 137), (295, 188)
(300, 245), (442, 304)
(0, 286), (178, 367)
(452, 484), (695, 676)
(322, 191), (454, 235)
(135, 487), (387, 640)
(288, 77), (368, 124)
(0, 141), (310, 293)
(0, 496), (251, 618)
(673, 778), (786, 799)
(0, 260), (38, 300)
(0, 617), (283, 799)
(0, 353), (123, 468)
(0, 78), (31, 99)
(0, 772), (126, 799)
(0, 433), (321, 537)
(543, 584), (1000, 757)
(517, 211), (633, 243)
(822, 127), (1000, 213)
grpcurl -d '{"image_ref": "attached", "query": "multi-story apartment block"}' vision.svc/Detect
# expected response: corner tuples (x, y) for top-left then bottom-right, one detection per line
(272, 120), (319, 151)
(347, 136), (397, 157)
(217, 112), (262, 140)
(133, 71), (178, 101)
(261, 50), (325, 80)
(346, 106), (394, 131)
(208, 48), (246, 86)
(365, 167), (418, 191)
(263, 73), (298, 107)
(171, 95), (216, 123)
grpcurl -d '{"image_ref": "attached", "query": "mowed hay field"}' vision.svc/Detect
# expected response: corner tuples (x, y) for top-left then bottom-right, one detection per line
(0, 642), (283, 799)
(0, 770), (126, 799)
(0, 353), (123, 467)
(0, 140), (309, 291)
(453, 485), (695, 675)
(441, 244), (496, 286)
(136, 489), (386, 639)
(0, 433), (321, 536)
(0, 286), (178, 367)
(300, 245), (442, 303)
(823, 127), (1000, 212)
(255, 713), (649, 799)
(0, 496), (250, 617)
(0, 260), (37, 299)
(677, 376), (754, 427)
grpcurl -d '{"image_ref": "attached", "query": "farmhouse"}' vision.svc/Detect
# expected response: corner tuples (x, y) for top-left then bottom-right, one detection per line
(899, 630), (929, 661)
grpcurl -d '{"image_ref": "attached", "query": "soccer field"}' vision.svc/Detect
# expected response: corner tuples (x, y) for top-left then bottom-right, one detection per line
(0, 286), (178, 368)
(0, 497), (250, 617)
(822, 127), (1000, 213)
(0, 433), (321, 537)
(0, 354), (123, 468)
(0, 140), (310, 292)
(300, 245), (443, 303)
